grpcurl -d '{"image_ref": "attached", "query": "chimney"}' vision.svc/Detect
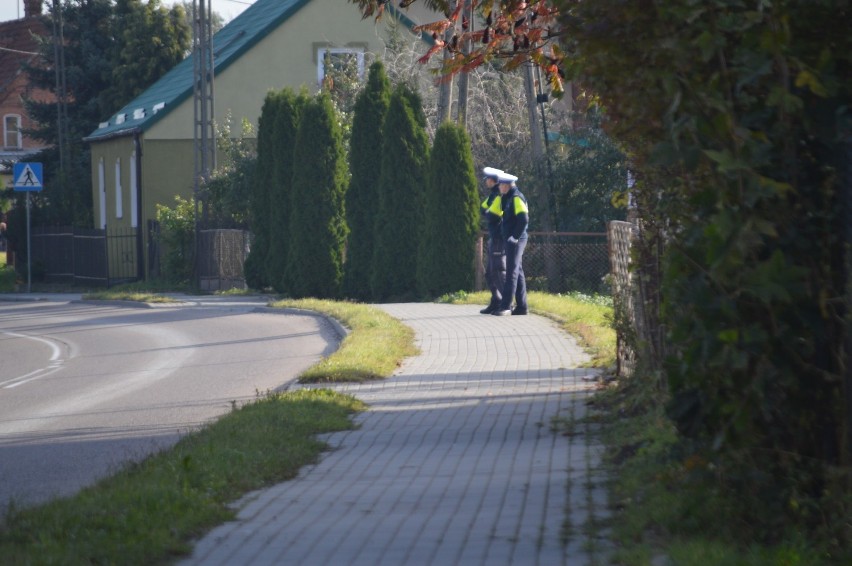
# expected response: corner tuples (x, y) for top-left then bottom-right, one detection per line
(24, 0), (43, 19)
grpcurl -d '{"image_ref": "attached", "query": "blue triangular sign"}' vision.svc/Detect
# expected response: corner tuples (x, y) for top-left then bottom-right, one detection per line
(13, 162), (43, 191)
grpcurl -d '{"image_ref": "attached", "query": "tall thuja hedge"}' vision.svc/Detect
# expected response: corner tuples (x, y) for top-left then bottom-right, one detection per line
(417, 121), (479, 298)
(343, 61), (391, 300)
(244, 91), (278, 289)
(265, 89), (307, 294)
(560, 0), (851, 542)
(371, 84), (430, 301)
(286, 93), (349, 298)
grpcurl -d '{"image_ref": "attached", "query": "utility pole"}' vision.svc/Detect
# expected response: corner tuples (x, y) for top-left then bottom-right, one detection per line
(523, 62), (544, 163)
(844, 134), (852, 466)
(51, 0), (68, 178)
(524, 54), (559, 290)
(193, 0), (215, 226)
(192, 0), (215, 285)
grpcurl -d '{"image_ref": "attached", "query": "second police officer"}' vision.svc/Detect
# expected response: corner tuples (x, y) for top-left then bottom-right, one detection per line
(493, 171), (529, 316)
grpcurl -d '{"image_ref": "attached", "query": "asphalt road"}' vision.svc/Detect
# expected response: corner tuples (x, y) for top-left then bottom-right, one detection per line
(0, 296), (340, 515)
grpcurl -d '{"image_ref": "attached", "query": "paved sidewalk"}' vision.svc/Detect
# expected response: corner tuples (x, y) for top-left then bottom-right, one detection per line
(182, 303), (611, 565)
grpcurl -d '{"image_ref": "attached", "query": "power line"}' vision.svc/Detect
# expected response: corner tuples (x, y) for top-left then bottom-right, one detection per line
(0, 45), (39, 56)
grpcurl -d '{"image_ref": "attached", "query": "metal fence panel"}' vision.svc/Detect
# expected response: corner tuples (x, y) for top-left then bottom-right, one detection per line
(72, 228), (108, 286)
(29, 226), (139, 287)
(198, 229), (250, 291)
(31, 226), (74, 283)
(477, 232), (610, 295)
(105, 228), (140, 286)
(608, 221), (637, 377)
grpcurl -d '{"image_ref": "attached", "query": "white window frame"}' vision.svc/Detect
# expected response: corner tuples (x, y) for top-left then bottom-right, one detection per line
(114, 157), (123, 219)
(98, 158), (106, 229)
(3, 114), (22, 149)
(316, 46), (366, 87)
(129, 151), (138, 228)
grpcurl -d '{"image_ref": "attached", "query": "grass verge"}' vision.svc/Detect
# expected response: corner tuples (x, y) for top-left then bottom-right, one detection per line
(0, 298), (413, 564)
(272, 298), (419, 383)
(0, 389), (365, 565)
(82, 280), (194, 303)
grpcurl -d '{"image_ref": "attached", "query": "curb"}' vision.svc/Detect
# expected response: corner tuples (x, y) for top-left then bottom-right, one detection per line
(251, 306), (349, 341)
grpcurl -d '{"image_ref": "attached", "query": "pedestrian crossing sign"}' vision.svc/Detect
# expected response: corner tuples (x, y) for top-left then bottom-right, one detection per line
(13, 162), (43, 191)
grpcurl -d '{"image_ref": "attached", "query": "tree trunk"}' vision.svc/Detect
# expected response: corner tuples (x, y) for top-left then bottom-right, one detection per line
(456, 0), (473, 128)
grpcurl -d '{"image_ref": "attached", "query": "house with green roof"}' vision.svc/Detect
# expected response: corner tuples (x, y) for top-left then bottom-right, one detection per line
(83, 0), (431, 278)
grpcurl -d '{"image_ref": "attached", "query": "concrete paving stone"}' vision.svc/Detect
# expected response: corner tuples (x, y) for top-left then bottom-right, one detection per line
(181, 303), (610, 565)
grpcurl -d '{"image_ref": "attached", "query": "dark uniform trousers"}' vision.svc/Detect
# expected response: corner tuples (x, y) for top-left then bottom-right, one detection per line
(500, 236), (528, 311)
(486, 238), (506, 307)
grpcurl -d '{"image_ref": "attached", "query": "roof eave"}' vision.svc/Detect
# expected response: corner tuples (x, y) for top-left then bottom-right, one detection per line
(83, 126), (142, 144)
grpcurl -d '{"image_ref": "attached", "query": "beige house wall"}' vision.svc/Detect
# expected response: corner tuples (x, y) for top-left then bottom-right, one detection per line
(91, 137), (195, 229)
(139, 139), (196, 221)
(89, 0), (432, 278)
(90, 136), (134, 231)
(149, 0), (404, 141)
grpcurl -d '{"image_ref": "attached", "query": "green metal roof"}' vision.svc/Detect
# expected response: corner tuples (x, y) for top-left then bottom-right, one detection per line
(84, 0), (427, 143)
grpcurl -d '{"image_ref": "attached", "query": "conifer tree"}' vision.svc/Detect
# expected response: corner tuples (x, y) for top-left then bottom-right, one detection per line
(286, 93), (349, 298)
(370, 84), (429, 301)
(103, 0), (190, 114)
(418, 121), (479, 298)
(244, 90), (278, 289)
(23, 0), (190, 226)
(265, 89), (307, 293)
(343, 61), (391, 300)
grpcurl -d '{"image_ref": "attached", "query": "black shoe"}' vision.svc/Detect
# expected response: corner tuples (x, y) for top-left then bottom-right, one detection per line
(480, 305), (497, 314)
(511, 308), (528, 315)
(492, 309), (512, 316)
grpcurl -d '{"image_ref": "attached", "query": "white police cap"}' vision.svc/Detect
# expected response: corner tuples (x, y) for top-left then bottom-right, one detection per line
(497, 171), (518, 183)
(482, 166), (503, 179)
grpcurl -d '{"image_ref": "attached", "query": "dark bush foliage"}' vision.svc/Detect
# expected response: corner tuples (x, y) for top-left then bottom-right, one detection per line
(418, 121), (479, 298)
(344, 61), (391, 300)
(286, 93), (349, 299)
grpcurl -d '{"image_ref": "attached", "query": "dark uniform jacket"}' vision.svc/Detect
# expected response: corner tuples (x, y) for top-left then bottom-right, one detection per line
(500, 186), (529, 241)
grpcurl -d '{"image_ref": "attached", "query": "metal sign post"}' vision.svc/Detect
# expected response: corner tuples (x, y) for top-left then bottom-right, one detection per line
(26, 192), (31, 292)
(13, 162), (44, 293)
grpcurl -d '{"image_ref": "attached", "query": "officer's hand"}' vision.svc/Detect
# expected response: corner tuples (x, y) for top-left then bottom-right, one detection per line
(506, 236), (518, 245)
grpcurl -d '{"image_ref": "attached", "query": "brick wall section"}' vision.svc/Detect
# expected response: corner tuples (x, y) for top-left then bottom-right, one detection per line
(0, 13), (52, 161)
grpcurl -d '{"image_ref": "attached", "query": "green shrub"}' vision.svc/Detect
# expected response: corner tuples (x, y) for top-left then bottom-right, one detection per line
(344, 61), (391, 301)
(244, 91), (280, 289)
(286, 93), (349, 299)
(418, 121), (479, 298)
(371, 83), (429, 302)
(155, 196), (195, 284)
(266, 89), (308, 294)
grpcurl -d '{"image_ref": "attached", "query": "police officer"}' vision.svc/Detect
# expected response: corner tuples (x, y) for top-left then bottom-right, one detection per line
(493, 171), (529, 316)
(479, 167), (506, 314)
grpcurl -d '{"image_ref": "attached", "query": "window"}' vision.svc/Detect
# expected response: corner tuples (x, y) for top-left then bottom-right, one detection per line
(316, 46), (366, 87)
(115, 158), (123, 219)
(4, 115), (21, 149)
